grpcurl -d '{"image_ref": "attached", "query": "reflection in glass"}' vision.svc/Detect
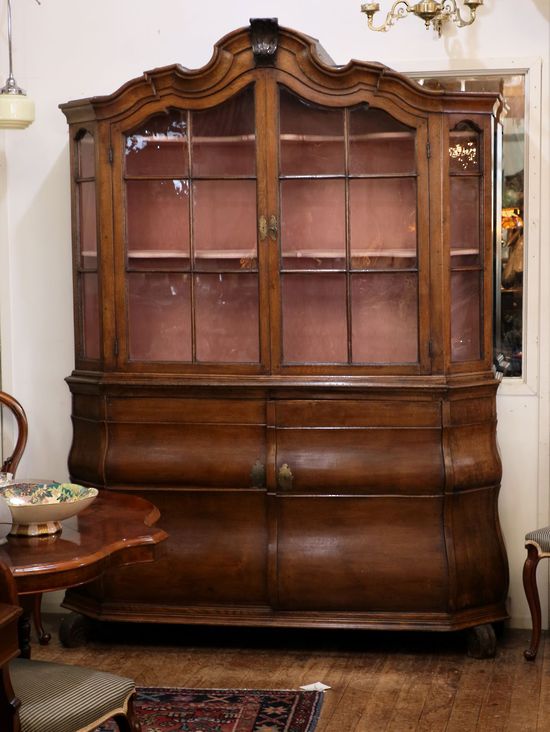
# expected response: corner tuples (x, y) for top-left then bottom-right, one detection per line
(79, 181), (97, 267)
(351, 273), (418, 363)
(128, 273), (192, 361)
(192, 87), (256, 177)
(281, 274), (347, 363)
(280, 180), (346, 269)
(81, 273), (100, 360)
(449, 129), (480, 172)
(126, 180), (190, 262)
(78, 132), (95, 178)
(349, 106), (416, 176)
(450, 177), (480, 265)
(193, 180), (257, 270)
(195, 273), (259, 362)
(279, 88), (345, 176)
(451, 270), (481, 361)
(125, 111), (188, 177)
(350, 178), (417, 268)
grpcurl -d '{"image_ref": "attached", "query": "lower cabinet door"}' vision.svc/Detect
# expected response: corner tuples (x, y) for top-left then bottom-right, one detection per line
(275, 494), (448, 612)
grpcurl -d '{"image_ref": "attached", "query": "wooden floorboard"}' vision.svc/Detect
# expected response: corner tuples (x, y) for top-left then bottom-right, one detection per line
(32, 618), (549, 731)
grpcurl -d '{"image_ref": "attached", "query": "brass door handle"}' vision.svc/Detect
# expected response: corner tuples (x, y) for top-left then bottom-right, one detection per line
(250, 460), (266, 488)
(277, 463), (294, 491)
(267, 214), (278, 241)
(259, 215), (278, 241)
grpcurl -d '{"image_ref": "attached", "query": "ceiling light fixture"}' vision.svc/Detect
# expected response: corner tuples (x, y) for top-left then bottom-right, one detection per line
(361, 0), (483, 37)
(0, 0), (40, 129)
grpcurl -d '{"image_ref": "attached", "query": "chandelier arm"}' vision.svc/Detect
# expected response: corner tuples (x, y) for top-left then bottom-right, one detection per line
(361, 1), (412, 32)
(440, 0), (477, 27)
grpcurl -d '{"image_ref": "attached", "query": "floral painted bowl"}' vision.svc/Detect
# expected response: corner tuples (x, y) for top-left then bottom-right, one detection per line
(0, 481), (98, 536)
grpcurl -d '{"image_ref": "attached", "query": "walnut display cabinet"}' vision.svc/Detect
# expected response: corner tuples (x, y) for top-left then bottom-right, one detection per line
(60, 19), (508, 656)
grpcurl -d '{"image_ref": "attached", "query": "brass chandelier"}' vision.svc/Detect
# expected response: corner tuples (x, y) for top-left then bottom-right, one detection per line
(361, 0), (483, 36)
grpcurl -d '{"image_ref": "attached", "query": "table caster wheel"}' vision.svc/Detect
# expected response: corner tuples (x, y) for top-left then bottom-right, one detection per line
(59, 612), (93, 648)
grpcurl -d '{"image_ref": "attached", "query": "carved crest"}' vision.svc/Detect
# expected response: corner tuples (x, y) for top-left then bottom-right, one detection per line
(250, 18), (279, 65)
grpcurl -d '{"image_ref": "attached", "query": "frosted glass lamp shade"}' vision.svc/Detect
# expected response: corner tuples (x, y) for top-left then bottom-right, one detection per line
(0, 92), (35, 129)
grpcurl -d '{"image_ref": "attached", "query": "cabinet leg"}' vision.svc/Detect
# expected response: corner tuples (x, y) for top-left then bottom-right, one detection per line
(59, 612), (93, 648)
(523, 544), (541, 661)
(467, 623), (497, 659)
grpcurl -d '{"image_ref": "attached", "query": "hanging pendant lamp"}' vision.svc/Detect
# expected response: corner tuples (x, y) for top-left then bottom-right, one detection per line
(0, 0), (39, 129)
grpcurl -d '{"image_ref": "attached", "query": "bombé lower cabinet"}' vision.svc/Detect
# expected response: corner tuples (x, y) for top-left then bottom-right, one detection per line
(60, 19), (508, 656)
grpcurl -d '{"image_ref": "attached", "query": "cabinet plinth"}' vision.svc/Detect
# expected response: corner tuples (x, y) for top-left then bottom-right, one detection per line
(61, 20), (508, 640)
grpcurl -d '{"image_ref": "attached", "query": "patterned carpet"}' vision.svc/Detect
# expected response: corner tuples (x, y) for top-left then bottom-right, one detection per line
(95, 687), (324, 731)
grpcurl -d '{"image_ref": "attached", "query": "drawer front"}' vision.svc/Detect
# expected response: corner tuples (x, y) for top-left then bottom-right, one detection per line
(274, 399), (444, 495)
(105, 397), (266, 489)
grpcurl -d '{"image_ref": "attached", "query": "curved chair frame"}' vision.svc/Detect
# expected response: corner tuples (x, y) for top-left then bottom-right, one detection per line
(0, 392), (49, 647)
(523, 530), (550, 661)
(0, 391), (28, 477)
(0, 558), (141, 732)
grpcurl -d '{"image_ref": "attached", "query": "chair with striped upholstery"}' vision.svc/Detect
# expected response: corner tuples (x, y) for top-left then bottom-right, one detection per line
(0, 559), (141, 732)
(523, 525), (550, 661)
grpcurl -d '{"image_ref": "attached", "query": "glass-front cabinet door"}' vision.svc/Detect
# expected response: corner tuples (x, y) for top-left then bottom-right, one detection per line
(111, 79), (431, 374)
(271, 85), (430, 373)
(115, 85), (264, 370)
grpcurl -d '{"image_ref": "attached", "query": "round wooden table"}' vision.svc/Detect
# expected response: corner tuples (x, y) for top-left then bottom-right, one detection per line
(0, 490), (167, 655)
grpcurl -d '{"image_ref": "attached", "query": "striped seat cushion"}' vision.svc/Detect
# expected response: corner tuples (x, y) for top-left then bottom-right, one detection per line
(525, 526), (550, 556)
(10, 658), (136, 732)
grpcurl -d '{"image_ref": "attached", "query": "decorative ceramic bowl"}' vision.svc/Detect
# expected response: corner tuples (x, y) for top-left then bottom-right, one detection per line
(0, 481), (98, 536)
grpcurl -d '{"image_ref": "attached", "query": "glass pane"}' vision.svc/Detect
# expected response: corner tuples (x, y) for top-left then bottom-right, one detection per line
(128, 273), (191, 361)
(79, 181), (97, 269)
(349, 106), (416, 176)
(280, 180), (346, 270)
(192, 87), (256, 177)
(81, 273), (100, 360)
(126, 180), (190, 267)
(409, 72), (525, 377)
(78, 132), (95, 178)
(195, 273), (259, 363)
(193, 180), (257, 271)
(125, 111), (188, 177)
(451, 270), (481, 361)
(351, 273), (418, 363)
(450, 177), (480, 266)
(279, 88), (345, 176)
(281, 274), (347, 363)
(350, 179), (417, 269)
(449, 128), (480, 172)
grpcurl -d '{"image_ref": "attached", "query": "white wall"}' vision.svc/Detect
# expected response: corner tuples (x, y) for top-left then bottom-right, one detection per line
(0, 0), (548, 627)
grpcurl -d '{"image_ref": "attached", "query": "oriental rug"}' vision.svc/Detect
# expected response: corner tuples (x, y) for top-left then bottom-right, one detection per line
(95, 687), (324, 732)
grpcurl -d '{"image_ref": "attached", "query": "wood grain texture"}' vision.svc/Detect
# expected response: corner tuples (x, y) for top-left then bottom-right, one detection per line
(60, 19), (508, 641)
(32, 623), (550, 732)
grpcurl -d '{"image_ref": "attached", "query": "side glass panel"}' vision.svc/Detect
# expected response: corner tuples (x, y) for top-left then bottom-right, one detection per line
(278, 88), (419, 366)
(123, 86), (260, 364)
(76, 131), (100, 360)
(449, 122), (483, 362)
(411, 72), (525, 376)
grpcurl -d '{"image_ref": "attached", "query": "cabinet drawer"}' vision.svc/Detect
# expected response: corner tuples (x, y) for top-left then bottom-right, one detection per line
(274, 400), (443, 495)
(104, 398), (266, 488)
